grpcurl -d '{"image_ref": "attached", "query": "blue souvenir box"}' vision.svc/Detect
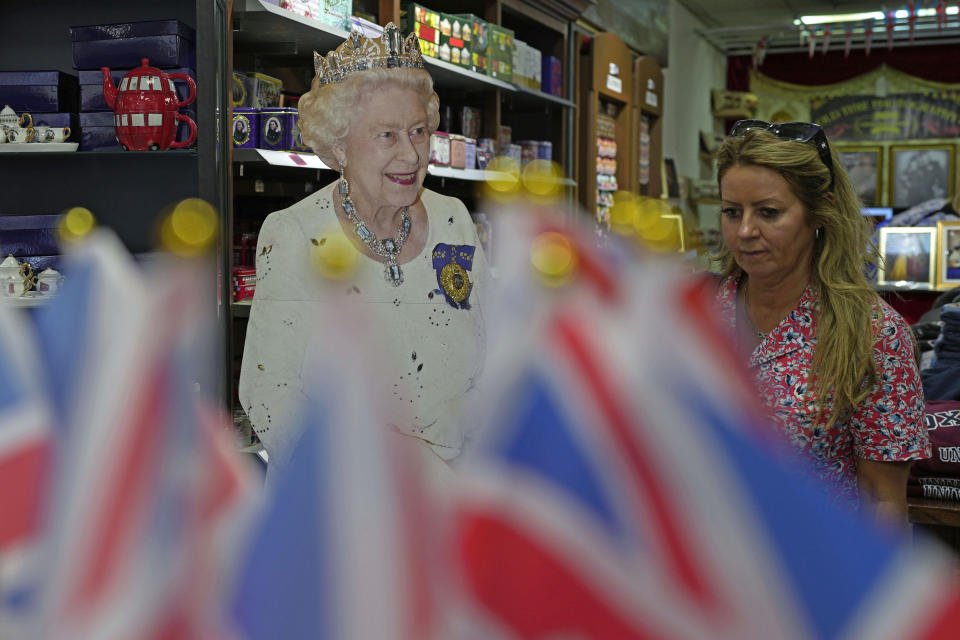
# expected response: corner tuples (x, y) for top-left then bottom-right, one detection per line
(79, 67), (195, 111)
(0, 214), (63, 274)
(79, 109), (196, 151)
(0, 71), (79, 113)
(69, 20), (197, 70)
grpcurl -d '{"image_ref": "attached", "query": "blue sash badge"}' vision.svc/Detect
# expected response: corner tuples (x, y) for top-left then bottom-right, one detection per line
(432, 243), (475, 309)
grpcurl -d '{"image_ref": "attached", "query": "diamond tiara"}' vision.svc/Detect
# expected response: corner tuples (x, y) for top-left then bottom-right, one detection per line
(313, 22), (426, 88)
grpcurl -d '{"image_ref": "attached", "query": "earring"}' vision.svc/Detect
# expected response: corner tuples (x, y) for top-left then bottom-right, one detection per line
(816, 228), (821, 240)
(337, 160), (349, 199)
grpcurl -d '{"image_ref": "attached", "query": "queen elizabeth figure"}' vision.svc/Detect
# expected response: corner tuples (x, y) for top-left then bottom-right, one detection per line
(238, 24), (486, 477)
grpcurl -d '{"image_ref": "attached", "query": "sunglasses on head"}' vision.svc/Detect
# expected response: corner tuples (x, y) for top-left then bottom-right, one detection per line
(728, 119), (835, 190)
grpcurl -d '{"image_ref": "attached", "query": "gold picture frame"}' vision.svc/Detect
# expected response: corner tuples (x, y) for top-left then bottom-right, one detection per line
(877, 226), (936, 287)
(936, 220), (960, 289)
(889, 144), (955, 208)
(661, 213), (685, 252)
(836, 145), (883, 207)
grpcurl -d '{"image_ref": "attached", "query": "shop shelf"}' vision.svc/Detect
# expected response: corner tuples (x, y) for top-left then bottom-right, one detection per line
(233, 0), (348, 56)
(232, 300), (252, 317)
(233, 147), (332, 169)
(509, 84), (576, 109)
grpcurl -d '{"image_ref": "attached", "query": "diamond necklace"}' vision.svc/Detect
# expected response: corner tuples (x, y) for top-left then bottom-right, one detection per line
(337, 174), (411, 286)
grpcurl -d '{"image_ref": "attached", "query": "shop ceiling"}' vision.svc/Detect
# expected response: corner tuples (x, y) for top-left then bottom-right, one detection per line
(679, 1), (960, 56)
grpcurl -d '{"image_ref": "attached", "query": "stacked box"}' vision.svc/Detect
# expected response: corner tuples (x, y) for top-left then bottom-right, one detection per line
(512, 40), (529, 88)
(529, 46), (541, 91)
(403, 3), (441, 60)
(0, 71), (79, 113)
(453, 14), (488, 73)
(542, 55), (562, 96)
(487, 24), (514, 82)
(69, 20), (196, 70)
(444, 14), (471, 69)
(241, 73), (282, 109)
(79, 109), (195, 151)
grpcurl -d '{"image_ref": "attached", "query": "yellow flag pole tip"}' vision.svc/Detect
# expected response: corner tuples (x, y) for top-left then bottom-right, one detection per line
(159, 198), (219, 256)
(59, 207), (97, 243)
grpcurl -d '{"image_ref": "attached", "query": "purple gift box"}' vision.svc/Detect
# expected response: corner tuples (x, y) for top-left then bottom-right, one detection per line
(79, 67), (195, 111)
(232, 108), (259, 149)
(0, 214), (62, 258)
(69, 20), (197, 70)
(79, 109), (195, 151)
(542, 55), (562, 97)
(291, 112), (312, 153)
(0, 71), (79, 113)
(258, 107), (296, 151)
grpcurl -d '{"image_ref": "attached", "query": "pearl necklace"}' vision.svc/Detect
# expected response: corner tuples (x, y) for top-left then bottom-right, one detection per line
(337, 175), (411, 286)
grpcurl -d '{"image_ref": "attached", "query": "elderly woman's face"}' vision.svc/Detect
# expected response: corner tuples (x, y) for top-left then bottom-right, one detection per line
(337, 84), (430, 211)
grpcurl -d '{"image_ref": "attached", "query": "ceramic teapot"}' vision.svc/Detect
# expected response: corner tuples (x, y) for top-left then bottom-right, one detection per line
(0, 254), (34, 296)
(102, 58), (197, 151)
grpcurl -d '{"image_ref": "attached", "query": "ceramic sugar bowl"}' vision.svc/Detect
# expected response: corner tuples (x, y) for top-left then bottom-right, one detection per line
(37, 267), (64, 295)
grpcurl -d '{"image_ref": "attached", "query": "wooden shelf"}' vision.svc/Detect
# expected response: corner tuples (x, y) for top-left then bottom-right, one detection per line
(510, 84), (576, 109)
(909, 497), (960, 528)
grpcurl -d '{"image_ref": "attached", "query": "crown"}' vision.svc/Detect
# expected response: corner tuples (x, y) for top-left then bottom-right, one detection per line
(313, 22), (425, 87)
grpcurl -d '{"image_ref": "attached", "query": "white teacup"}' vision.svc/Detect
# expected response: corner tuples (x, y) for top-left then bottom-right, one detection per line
(34, 126), (70, 143)
(6, 127), (35, 143)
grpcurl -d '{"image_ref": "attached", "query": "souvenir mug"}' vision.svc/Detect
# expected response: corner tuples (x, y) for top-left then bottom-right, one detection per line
(37, 267), (64, 295)
(34, 126), (71, 143)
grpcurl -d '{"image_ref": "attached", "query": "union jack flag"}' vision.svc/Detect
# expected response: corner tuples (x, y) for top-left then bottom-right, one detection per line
(447, 221), (960, 639)
(9, 231), (258, 640)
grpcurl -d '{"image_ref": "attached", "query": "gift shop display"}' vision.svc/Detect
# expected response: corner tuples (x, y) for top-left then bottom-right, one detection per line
(453, 14), (487, 73)
(101, 58), (197, 151)
(0, 214), (64, 297)
(0, 71), (79, 113)
(402, 4), (441, 60)
(258, 107), (297, 151)
(231, 108), (259, 149)
(487, 23), (514, 81)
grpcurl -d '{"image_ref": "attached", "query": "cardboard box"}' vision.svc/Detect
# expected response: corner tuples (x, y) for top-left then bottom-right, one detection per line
(542, 55), (562, 96)
(0, 71), (79, 113)
(69, 20), (196, 69)
(444, 13), (472, 69)
(487, 24), (514, 81)
(79, 109), (195, 151)
(453, 14), (488, 73)
(241, 72), (283, 109)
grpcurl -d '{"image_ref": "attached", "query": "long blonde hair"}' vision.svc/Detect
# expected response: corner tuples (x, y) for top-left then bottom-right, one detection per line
(715, 129), (880, 428)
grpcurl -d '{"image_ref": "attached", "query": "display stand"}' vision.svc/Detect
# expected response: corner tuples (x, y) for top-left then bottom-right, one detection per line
(577, 31), (633, 232)
(632, 56), (663, 199)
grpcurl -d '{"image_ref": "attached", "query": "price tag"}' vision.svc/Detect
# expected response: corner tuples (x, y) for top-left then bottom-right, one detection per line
(645, 90), (658, 108)
(606, 75), (622, 94)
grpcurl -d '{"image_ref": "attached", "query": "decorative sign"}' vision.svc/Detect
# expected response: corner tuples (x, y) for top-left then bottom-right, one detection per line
(811, 93), (960, 141)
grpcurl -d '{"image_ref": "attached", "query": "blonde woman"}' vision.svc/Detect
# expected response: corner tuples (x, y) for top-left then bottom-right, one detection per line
(713, 120), (930, 524)
(239, 24), (486, 477)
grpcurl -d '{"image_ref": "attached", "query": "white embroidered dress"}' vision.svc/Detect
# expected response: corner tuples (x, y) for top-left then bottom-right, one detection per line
(239, 182), (487, 471)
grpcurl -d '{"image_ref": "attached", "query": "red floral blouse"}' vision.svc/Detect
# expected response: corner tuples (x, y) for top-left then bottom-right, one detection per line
(716, 275), (931, 501)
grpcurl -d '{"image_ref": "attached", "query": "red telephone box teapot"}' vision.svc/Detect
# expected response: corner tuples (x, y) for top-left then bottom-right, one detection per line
(102, 58), (197, 151)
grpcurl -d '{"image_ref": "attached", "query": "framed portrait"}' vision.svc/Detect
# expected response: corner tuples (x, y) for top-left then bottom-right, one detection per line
(936, 220), (960, 289)
(836, 145), (882, 207)
(889, 145), (955, 208)
(877, 226), (936, 286)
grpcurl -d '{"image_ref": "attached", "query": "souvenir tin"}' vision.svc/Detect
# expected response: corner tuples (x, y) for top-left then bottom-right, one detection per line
(429, 131), (450, 166)
(231, 108), (259, 148)
(475, 137), (495, 169)
(258, 107), (296, 151)
(464, 137), (476, 170)
(517, 140), (539, 167)
(538, 140), (553, 162)
(449, 134), (466, 169)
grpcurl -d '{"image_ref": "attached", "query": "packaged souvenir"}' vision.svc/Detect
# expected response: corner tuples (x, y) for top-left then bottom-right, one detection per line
(449, 134), (466, 169)
(258, 107), (297, 151)
(0, 71), (79, 113)
(232, 108), (259, 148)
(429, 131), (450, 166)
(69, 20), (196, 69)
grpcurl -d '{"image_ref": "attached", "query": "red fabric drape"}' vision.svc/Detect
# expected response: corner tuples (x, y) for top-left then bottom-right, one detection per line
(728, 44), (960, 90)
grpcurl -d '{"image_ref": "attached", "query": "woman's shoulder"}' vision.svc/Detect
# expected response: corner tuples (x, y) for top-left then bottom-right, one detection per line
(420, 187), (470, 218)
(871, 297), (917, 359)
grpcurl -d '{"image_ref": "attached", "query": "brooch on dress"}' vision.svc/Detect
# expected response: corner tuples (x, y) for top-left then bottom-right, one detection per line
(432, 243), (475, 309)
